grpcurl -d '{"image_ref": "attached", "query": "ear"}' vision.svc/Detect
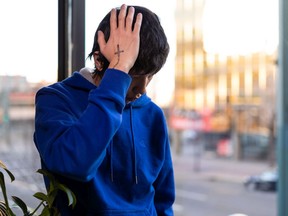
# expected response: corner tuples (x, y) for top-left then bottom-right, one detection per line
(93, 51), (103, 71)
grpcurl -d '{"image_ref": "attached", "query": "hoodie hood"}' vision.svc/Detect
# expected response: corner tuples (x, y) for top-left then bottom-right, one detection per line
(79, 67), (95, 84)
(125, 93), (151, 108)
(63, 70), (96, 91)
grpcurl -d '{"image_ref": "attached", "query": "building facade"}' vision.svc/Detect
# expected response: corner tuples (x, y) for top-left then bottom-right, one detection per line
(171, 0), (278, 161)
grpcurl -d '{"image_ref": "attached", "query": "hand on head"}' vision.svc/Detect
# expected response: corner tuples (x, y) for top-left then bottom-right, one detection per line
(97, 4), (143, 73)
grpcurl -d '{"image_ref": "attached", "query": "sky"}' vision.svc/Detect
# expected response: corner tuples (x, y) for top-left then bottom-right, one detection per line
(0, 0), (278, 107)
(0, 0), (176, 106)
(0, 0), (176, 80)
(203, 0), (278, 56)
(0, 0), (58, 83)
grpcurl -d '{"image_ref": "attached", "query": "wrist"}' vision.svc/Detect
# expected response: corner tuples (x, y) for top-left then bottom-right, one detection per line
(108, 61), (131, 73)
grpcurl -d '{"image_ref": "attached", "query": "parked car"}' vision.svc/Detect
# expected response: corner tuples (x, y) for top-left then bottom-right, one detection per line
(244, 169), (277, 191)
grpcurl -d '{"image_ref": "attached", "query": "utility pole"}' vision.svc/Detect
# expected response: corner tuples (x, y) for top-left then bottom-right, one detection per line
(277, 0), (288, 215)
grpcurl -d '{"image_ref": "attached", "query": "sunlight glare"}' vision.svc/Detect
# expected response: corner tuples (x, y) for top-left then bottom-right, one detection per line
(203, 0), (278, 56)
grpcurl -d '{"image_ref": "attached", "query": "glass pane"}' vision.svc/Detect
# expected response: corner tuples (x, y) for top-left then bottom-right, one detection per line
(171, 0), (278, 215)
(0, 0), (57, 211)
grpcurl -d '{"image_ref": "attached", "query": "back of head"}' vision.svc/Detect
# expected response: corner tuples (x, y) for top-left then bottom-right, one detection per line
(88, 5), (170, 76)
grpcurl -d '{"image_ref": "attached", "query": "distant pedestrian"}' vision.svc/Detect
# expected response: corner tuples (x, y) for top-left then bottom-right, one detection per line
(34, 4), (175, 215)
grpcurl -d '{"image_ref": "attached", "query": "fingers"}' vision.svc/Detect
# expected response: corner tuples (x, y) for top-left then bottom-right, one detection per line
(110, 8), (117, 35)
(125, 7), (135, 31)
(118, 4), (127, 29)
(133, 13), (143, 34)
(115, 4), (141, 32)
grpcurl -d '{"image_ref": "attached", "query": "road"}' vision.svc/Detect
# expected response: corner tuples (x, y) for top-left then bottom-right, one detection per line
(174, 175), (276, 216)
(172, 153), (277, 216)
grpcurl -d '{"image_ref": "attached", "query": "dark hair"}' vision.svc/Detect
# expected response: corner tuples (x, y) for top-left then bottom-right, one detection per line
(87, 5), (170, 78)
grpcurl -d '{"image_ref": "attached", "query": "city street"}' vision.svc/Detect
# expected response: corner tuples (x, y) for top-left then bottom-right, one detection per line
(0, 0), (282, 214)
(172, 153), (276, 216)
(0, 122), (277, 216)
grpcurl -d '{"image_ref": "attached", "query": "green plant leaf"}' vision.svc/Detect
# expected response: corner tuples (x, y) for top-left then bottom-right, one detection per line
(28, 200), (45, 216)
(11, 196), (29, 215)
(36, 169), (56, 191)
(0, 168), (15, 216)
(0, 172), (10, 214)
(0, 164), (77, 216)
(46, 189), (58, 207)
(57, 183), (77, 208)
(0, 160), (7, 169)
(0, 160), (15, 182)
(35, 168), (77, 212)
(39, 206), (50, 216)
(0, 201), (8, 215)
(39, 206), (61, 216)
(36, 169), (55, 182)
(33, 192), (49, 202)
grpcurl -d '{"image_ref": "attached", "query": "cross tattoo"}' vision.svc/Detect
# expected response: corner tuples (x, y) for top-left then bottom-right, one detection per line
(112, 44), (124, 68)
(114, 44), (124, 57)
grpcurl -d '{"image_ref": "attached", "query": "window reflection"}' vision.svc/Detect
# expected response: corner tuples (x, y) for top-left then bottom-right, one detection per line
(0, 1), (57, 201)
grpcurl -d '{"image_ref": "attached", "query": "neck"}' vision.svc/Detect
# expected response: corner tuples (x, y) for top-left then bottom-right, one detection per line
(92, 74), (102, 86)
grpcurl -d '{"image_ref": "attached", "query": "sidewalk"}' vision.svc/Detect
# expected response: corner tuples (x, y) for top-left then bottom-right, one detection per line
(1, 147), (274, 214)
(172, 152), (274, 184)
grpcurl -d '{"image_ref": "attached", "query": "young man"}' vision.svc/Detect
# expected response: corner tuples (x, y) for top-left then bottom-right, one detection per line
(34, 4), (175, 215)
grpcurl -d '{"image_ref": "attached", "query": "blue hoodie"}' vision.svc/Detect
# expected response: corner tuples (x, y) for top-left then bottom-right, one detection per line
(33, 68), (175, 215)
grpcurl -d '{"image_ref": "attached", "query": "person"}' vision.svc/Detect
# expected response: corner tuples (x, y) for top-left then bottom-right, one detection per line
(33, 4), (175, 216)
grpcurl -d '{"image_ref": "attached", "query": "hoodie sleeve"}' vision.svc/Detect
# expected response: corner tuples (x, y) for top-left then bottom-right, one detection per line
(34, 69), (131, 182)
(153, 133), (175, 216)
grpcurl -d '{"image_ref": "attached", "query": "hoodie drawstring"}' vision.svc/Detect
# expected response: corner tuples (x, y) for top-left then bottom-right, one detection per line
(109, 106), (138, 184)
(130, 106), (138, 184)
(110, 140), (114, 182)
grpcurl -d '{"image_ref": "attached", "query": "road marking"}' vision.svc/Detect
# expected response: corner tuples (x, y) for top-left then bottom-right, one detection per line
(176, 189), (207, 202)
(173, 203), (184, 212)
